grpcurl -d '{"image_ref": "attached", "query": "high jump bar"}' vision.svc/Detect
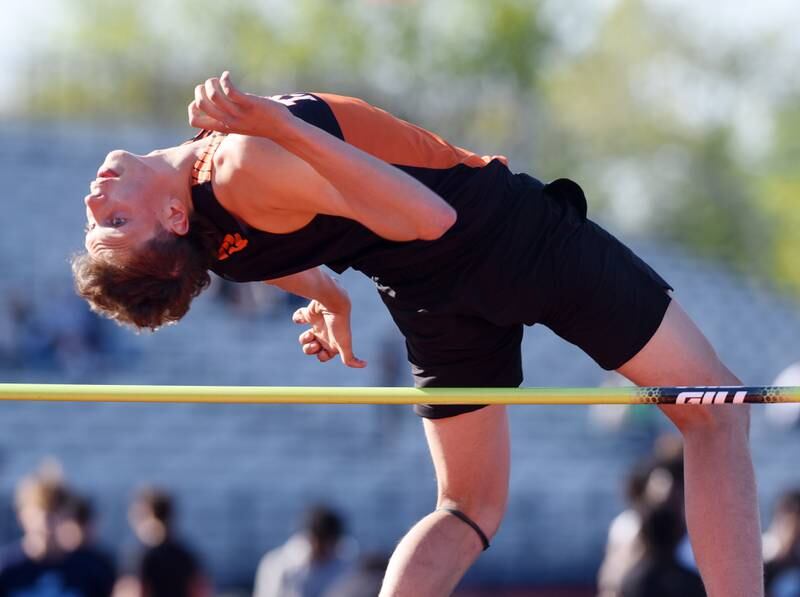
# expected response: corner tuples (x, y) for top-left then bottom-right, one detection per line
(0, 384), (797, 405)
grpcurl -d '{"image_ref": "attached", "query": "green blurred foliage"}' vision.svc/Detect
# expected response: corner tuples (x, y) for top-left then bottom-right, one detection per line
(757, 100), (800, 294)
(22, 0), (551, 144)
(17, 0), (799, 296)
(543, 2), (769, 247)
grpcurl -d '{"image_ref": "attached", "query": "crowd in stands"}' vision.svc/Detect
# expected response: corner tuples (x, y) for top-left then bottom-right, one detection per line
(0, 462), (392, 597)
(2, 445), (800, 597)
(2, 279), (800, 595)
(212, 281), (307, 321)
(597, 432), (800, 597)
(0, 290), (113, 379)
(0, 282), (299, 379)
(0, 464), (209, 597)
(253, 505), (388, 597)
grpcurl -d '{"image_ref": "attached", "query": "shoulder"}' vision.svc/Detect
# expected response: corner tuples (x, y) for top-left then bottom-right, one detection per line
(211, 133), (346, 226)
(258, 534), (310, 571)
(211, 134), (290, 214)
(214, 134), (283, 180)
(214, 133), (319, 192)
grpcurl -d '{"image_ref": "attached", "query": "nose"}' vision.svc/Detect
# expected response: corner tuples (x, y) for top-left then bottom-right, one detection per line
(84, 194), (110, 226)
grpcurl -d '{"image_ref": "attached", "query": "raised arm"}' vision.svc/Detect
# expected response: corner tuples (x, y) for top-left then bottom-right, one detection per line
(267, 111), (457, 240)
(188, 73), (456, 241)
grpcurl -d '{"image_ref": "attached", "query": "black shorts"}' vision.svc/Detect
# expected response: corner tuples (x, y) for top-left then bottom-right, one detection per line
(386, 178), (672, 419)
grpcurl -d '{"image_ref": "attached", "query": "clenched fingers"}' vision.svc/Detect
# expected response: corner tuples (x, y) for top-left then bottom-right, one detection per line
(193, 83), (229, 126)
(219, 71), (248, 104)
(204, 77), (244, 119)
(316, 350), (335, 363)
(292, 308), (311, 325)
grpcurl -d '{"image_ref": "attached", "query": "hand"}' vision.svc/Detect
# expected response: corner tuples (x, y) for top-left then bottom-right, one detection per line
(293, 300), (367, 368)
(187, 71), (294, 138)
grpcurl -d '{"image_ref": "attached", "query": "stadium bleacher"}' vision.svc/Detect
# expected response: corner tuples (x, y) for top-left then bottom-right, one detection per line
(1, 124), (799, 588)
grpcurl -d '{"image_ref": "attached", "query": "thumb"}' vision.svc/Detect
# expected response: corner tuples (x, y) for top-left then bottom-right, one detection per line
(338, 342), (367, 369)
(292, 308), (310, 324)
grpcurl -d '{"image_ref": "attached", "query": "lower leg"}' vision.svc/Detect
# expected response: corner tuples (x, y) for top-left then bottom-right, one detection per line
(678, 408), (763, 597)
(618, 299), (763, 597)
(379, 510), (484, 597)
(380, 405), (509, 597)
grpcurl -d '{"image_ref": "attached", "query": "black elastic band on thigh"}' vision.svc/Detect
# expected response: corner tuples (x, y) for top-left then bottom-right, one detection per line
(438, 508), (490, 551)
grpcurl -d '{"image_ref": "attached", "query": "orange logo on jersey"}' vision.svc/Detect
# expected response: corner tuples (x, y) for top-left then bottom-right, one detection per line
(218, 233), (248, 260)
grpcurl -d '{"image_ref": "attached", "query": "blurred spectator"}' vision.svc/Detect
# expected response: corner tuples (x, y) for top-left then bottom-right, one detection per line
(114, 487), (211, 597)
(597, 434), (697, 597)
(374, 332), (406, 388)
(253, 505), (355, 597)
(619, 502), (706, 597)
(2, 288), (114, 376)
(766, 362), (800, 429)
(596, 460), (649, 597)
(0, 466), (113, 596)
(371, 331), (409, 437)
(57, 493), (117, 597)
(214, 279), (303, 319)
(42, 289), (113, 379)
(589, 373), (663, 432)
(764, 489), (800, 597)
(6, 291), (51, 369)
(325, 553), (389, 597)
(0, 295), (14, 369)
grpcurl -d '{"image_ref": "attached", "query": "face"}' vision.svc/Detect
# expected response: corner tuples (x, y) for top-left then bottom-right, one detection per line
(18, 503), (61, 539)
(84, 150), (185, 262)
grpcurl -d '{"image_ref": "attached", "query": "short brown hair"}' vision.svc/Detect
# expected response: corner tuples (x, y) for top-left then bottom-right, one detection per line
(72, 221), (216, 331)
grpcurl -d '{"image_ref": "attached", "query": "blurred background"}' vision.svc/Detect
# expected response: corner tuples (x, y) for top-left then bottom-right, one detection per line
(1, 0), (799, 595)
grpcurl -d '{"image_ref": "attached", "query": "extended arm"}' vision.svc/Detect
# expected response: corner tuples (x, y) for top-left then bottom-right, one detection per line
(189, 73), (456, 241)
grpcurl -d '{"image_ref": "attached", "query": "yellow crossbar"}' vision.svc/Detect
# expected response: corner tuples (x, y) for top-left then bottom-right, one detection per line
(0, 384), (796, 405)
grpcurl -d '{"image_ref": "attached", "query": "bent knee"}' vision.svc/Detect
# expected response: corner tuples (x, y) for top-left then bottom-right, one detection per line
(437, 491), (508, 539)
(661, 403), (751, 437)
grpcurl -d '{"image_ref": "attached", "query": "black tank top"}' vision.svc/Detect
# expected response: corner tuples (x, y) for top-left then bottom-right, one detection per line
(190, 93), (548, 308)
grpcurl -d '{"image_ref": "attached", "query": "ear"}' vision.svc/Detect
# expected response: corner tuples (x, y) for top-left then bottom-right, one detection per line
(163, 197), (190, 236)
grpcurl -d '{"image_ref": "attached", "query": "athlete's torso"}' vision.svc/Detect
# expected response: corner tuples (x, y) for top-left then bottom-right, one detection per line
(190, 93), (551, 310)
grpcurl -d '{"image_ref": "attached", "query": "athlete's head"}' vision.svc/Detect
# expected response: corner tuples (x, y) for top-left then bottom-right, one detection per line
(72, 148), (214, 330)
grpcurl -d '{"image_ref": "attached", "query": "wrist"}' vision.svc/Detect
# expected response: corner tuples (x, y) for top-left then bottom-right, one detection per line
(322, 290), (351, 314)
(264, 105), (303, 142)
(314, 279), (351, 314)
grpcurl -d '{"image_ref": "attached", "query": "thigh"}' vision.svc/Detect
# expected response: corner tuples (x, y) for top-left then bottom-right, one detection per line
(541, 219), (673, 371)
(616, 297), (740, 387)
(616, 297), (746, 430)
(423, 404), (510, 528)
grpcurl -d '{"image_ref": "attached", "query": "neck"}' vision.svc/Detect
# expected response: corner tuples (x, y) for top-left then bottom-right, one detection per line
(146, 138), (211, 212)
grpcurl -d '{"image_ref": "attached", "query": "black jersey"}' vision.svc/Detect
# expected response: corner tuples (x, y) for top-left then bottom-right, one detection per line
(189, 92), (543, 310)
(188, 92), (673, 417)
